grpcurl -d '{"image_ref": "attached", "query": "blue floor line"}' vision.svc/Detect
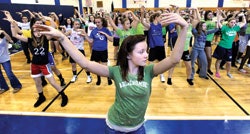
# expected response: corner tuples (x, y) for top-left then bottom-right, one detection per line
(1, 114), (250, 134)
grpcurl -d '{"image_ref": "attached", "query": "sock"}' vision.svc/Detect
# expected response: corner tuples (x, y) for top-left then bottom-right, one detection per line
(73, 71), (77, 76)
(86, 72), (91, 76)
(57, 74), (63, 80)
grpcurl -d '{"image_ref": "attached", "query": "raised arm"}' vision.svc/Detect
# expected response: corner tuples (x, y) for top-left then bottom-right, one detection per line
(190, 8), (201, 28)
(0, 30), (12, 42)
(238, 12), (246, 28)
(34, 24), (109, 77)
(140, 6), (150, 29)
(22, 9), (35, 18)
(74, 9), (86, 24)
(153, 13), (188, 75)
(107, 14), (119, 31)
(124, 10), (139, 29)
(216, 9), (223, 28)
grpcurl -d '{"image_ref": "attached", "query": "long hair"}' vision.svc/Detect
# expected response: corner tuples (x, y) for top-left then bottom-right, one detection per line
(30, 17), (45, 47)
(204, 10), (212, 21)
(116, 35), (146, 81)
(196, 21), (206, 36)
(0, 27), (4, 39)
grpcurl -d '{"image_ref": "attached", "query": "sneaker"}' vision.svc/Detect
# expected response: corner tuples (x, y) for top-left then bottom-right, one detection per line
(13, 88), (22, 93)
(34, 96), (46, 107)
(96, 80), (101, 85)
(238, 69), (247, 73)
(246, 64), (250, 68)
(86, 76), (92, 83)
(167, 78), (172, 85)
(187, 79), (194, 85)
(207, 69), (213, 75)
(0, 88), (9, 94)
(71, 75), (77, 83)
(227, 73), (233, 78)
(215, 72), (221, 78)
(61, 95), (68, 107)
(160, 74), (165, 83)
(60, 78), (66, 86)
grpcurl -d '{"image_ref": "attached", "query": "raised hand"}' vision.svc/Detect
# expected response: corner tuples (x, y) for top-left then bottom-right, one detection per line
(160, 13), (188, 28)
(2, 10), (14, 21)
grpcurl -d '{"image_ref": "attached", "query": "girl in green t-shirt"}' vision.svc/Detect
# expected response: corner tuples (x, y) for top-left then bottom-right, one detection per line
(35, 13), (189, 133)
(213, 12), (246, 78)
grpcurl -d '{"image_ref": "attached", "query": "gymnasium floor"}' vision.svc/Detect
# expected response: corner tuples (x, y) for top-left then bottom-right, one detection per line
(1, 43), (250, 134)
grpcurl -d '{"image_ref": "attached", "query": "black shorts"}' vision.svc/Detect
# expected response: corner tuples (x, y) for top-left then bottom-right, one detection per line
(70, 50), (85, 63)
(113, 37), (120, 46)
(205, 41), (212, 47)
(213, 45), (232, 61)
(148, 46), (166, 61)
(181, 50), (191, 61)
(90, 50), (108, 62)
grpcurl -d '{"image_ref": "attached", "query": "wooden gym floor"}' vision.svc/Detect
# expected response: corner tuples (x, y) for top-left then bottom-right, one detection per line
(1, 42), (250, 133)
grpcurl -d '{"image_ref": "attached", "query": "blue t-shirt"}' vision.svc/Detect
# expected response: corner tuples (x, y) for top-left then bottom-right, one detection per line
(90, 27), (112, 51)
(0, 37), (10, 63)
(148, 23), (164, 48)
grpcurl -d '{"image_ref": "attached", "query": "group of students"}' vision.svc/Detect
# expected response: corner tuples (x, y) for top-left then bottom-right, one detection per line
(0, 6), (249, 133)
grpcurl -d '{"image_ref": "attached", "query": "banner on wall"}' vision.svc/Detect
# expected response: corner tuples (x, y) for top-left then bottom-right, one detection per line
(86, 0), (92, 7)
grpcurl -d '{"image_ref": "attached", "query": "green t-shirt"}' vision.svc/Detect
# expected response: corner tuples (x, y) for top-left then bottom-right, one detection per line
(246, 23), (250, 34)
(184, 25), (193, 51)
(206, 20), (216, 41)
(162, 26), (167, 35)
(218, 25), (240, 49)
(108, 64), (154, 127)
(116, 28), (137, 47)
(136, 22), (145, 35)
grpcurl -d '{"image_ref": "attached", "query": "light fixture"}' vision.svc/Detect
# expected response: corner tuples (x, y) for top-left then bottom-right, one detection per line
(134, 0), (147, 4)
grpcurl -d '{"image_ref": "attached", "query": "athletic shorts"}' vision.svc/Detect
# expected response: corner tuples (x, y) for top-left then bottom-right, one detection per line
(90, 50), (108, 62)
(31, 63), (52, 78)
(148, 46), (166, 61)
(69, 49), (85, 63)
(48, 52), (55, 66)
(205, 41), (212, 47)
(213, 45), (232, 61)
(181, 50), (191, 61)
(113, 37), (120, 46)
